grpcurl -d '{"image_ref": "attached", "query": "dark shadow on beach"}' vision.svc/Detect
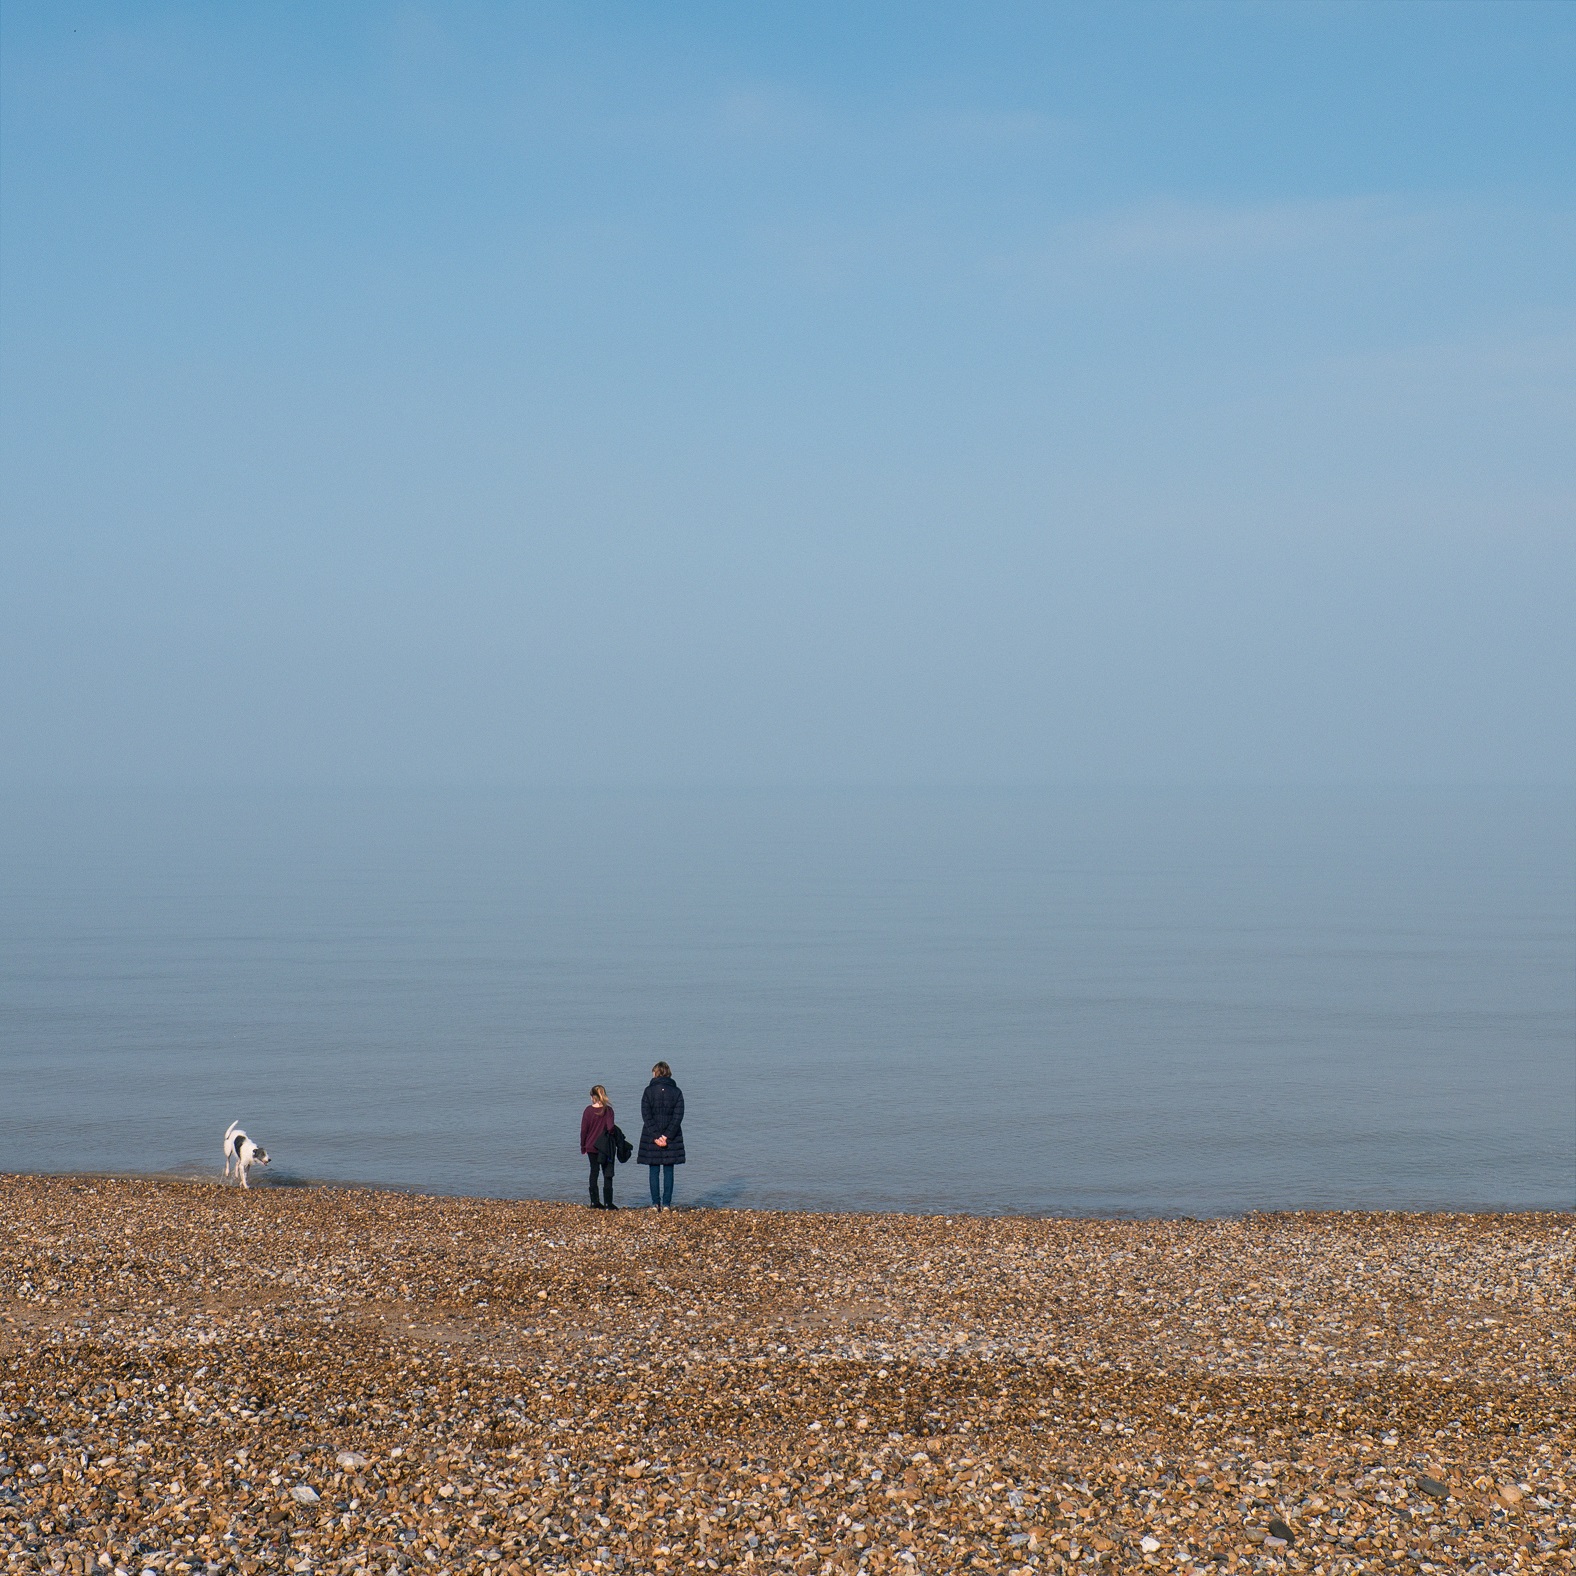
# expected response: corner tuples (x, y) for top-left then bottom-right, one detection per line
(688, 1175), (750, 1209)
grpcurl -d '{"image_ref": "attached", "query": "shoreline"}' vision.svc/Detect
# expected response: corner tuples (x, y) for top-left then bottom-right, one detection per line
(2, 1174), (1570, 1573)
(8, 1168), (1572, 1224)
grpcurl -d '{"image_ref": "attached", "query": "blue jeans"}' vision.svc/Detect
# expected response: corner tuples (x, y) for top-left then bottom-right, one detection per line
(648, 1164), (675, 1207)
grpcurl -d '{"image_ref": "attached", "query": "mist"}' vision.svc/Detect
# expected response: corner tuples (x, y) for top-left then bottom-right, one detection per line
(3, 2), (1572, 788)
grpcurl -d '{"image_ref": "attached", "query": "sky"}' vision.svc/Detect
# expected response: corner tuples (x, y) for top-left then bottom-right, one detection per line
(2, 1), (1572, 789)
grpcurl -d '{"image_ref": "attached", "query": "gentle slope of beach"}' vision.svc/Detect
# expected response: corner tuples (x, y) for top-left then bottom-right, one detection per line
(1, 1176), (1570, 1573)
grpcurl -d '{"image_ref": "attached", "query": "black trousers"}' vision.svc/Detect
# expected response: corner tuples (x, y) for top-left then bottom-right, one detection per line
(588, 1155), (614, 1206)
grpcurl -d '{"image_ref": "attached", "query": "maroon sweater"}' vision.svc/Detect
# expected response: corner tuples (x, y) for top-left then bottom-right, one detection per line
(580, 1103), (615, 1156)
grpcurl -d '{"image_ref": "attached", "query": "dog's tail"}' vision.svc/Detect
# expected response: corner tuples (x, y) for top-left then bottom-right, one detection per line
(225, 1120), (242, 1143)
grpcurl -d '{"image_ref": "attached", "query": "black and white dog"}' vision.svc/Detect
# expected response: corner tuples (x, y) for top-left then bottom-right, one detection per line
(223, 1121), (270, 1188)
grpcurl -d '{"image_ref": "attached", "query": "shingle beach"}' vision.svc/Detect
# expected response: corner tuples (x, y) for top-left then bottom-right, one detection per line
(2, 1177), (1570, 1575)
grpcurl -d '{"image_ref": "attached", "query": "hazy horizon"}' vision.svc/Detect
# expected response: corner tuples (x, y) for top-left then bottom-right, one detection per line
(4, 783), (1570, 1213)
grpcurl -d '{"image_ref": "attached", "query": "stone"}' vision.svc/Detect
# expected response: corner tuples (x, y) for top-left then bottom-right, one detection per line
(1, 1174), (1569, 1576)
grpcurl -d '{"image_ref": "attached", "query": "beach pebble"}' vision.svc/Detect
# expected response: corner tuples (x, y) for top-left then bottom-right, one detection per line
(1, 1174), (1569, 1576)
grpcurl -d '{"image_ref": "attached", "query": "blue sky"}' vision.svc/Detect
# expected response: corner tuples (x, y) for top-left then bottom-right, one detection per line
(2, 2), (1572, 786)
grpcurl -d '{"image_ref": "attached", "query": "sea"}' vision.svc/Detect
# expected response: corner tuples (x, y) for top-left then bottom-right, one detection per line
(1, 786), (1571, 1217)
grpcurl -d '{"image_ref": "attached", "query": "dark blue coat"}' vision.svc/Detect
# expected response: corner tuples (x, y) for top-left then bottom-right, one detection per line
(638, 1076), (686, 1166)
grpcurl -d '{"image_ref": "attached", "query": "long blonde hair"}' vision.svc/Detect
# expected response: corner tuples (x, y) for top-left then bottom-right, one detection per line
(589, 1084), (608, 1106)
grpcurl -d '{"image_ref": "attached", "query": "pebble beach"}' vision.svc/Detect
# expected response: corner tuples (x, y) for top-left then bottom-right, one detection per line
(1, 1176), (1570, 1576)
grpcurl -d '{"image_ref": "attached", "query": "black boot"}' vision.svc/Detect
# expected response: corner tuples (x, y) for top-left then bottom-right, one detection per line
(589, 1177), (603, 1208)
(602, 1174), (616, 1210)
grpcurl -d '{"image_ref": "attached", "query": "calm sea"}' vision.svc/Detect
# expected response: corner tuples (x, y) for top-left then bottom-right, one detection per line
(1, 787), (1571, 1217)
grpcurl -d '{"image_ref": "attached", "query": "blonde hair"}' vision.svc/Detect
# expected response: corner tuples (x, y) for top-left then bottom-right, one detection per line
(589, 1085), (608, 1104)
(652, 1061), (672, 1078)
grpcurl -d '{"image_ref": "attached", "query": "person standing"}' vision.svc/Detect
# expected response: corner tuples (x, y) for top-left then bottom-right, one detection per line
(580, 1085), (617, 1209)
(638, 1061), (685, 1211)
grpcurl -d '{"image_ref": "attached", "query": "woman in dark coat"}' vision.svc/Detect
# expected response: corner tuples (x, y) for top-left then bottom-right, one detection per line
(638, 1061), (685, 1211)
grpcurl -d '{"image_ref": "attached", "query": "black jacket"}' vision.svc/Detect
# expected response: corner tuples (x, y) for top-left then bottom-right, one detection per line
(638, 1076), (686, 1166)
(594, 1124), (634, 1165)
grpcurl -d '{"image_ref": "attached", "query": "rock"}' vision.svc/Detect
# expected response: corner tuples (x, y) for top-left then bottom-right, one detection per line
(1417, 1475), (1451, 1500)
(289, 1483), (320, 1504)
(0, 1174), (1569, 1576)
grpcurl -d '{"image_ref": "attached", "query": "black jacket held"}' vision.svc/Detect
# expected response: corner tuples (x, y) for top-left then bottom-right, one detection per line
(594, 1124), (634, 1166)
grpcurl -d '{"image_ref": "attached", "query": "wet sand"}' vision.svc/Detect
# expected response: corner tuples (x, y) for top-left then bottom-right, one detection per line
(1, 1176), (1570, 1574)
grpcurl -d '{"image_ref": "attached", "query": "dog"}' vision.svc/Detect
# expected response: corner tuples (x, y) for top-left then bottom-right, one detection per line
(223, 1121), (270, 1189)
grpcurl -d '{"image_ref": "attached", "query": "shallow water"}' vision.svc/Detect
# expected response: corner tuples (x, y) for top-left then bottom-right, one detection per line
(1, 787), (1571, 1215)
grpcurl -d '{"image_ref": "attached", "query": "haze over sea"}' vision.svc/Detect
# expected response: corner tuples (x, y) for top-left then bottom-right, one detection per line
(2, 785), (1569, 1217)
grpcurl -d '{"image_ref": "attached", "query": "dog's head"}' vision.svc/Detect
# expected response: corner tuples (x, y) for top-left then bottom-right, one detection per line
(252, 1147), (270, 1167)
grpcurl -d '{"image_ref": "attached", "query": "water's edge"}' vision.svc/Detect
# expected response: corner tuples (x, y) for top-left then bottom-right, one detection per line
(13, 1169), (1572, 1224)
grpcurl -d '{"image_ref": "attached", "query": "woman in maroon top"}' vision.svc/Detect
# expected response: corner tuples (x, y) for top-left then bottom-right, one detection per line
(580, 1085), (617, 1209)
